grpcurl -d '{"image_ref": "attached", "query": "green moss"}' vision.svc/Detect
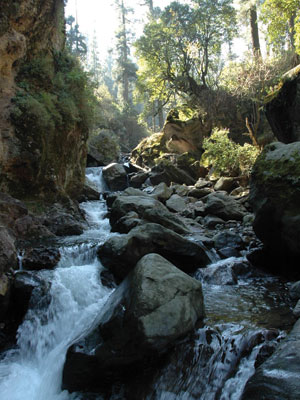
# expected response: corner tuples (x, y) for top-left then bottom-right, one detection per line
(264, 64), (300, 105)
(252, 143), (300, 203)
(12, 50), (95, 138)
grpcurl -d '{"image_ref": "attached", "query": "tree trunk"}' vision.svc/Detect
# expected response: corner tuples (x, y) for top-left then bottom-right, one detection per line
(157, 100), (164, 129)
(121, 0), (129, 104)
(250, 5), (261, 57)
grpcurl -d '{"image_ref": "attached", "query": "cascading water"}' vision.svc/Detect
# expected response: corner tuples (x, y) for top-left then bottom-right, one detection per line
(0, 167), (293, 400)
(0, 168), (112, 400)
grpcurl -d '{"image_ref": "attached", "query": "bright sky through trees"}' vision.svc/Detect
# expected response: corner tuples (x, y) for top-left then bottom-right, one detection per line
(65, 0), (176, 60)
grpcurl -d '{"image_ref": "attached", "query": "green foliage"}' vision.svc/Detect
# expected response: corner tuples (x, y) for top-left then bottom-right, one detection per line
(261, 0), (300, 54)
(11, 50), (97, 137)
(203, 128), (260, 177)
(220, 52), (296, 103)
(135, 0), (237, 109)
(66, 16), (88, 60)
(89, 129), (120, 164)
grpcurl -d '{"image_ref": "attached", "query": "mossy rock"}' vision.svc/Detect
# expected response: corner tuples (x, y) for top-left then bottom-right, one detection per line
(250, 141), (300, 278)
(264, 64), (300, 143)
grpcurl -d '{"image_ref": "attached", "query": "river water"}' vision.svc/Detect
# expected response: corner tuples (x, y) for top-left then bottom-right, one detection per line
(0, 167), (293, 400)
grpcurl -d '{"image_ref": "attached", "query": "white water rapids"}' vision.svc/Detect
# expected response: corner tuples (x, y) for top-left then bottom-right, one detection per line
(0, 167), (292, 400)
(0, 168), (112, 400)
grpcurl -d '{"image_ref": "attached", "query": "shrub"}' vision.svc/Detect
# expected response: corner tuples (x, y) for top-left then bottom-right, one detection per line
(202, 128), (260, 177)
(12, 50), (97, 137)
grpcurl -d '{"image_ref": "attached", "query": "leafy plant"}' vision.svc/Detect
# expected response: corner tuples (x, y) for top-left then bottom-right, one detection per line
(202, 128), (260, 177)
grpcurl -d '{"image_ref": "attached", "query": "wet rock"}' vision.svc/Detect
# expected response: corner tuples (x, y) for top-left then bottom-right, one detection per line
(250, 141), (300, 279)
(0, 227), (17, 275)
(290, 281), (300, 300)
(98, 223), (210, 282)
(102, 163), (128, 191)
(293, 300), (300, 318)
(43, 202), (86, 236)
(218, 247), (241, 259)
(22, 247), (60, 271)
(242, 319), (300, 400)
(13, 215), (54, 239)
(166, 194), (187, 213)
(63, 254), (204, 392)
(203, 192), (247, 221)
(11, 271), (46, 325)
(110, 194), (189, 234)
(213, 231), (243, 250)
(0, 274), (11, 320)
(96, 253), (204, 363)
(76, 184), (100, 202)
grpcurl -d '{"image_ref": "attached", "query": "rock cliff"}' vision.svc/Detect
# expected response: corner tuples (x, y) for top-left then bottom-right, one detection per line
(0, 0), (88, 200)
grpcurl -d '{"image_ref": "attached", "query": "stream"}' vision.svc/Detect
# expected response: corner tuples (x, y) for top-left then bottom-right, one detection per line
(0, 167), (294, 400)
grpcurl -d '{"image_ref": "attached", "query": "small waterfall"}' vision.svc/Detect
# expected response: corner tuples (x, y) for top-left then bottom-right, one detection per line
(17, 250), (25, 270)
(0, 167), (112, 400)
(85, 167), (108, 195)
(0, 166), (293, 400)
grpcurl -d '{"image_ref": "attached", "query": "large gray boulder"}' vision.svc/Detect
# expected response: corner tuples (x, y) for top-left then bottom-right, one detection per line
(110, 194), (189, 234)
(102, 163), (128, 191)
(96, 253), (205, 363)
(250, 141), (300, 278)
(203, 192), (247, 221)
(63, 254), (204, 392)
(242, 319), (300, 400)
(98, 223), (210, 282)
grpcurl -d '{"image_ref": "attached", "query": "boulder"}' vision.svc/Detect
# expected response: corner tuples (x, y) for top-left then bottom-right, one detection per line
(111, 211), (141, 234)
(11, 271), (48, 326)
(242, 319), (300, 400)
(98, 223), (210, 282)
(102, 163), (128, 192)
(214, 177), (238, 193)
(0, 227), (17, 275)
(203, 215), (225, 229)
(250, 141), (300, 278)
(290, 281), (300, 300)
(0, 274), (10, 320)
(265, 65), (300, 144)
(150, 182), (173, 202)
(129, 172), (149, 188)
(110, 194), (189, 234)
(203, 192), (247, 221)
(97, 253), (204, 362)
(149, 164), (196, 186)
(63, 254), (204, 392)
(22, 246), (61, 271)
(166, 194), (187, 213)
(87, 130), (120, 166)
(43, 203), (86, 236)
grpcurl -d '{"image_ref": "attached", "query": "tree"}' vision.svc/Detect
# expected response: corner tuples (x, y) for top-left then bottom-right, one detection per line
(261, 0), (300, 55)
(238, 0), (262, 56)
(114, 0), (137, 107)
(88, 29), (102, 86)
(135, 0), (237, 111)
(65, 16), (87, 60)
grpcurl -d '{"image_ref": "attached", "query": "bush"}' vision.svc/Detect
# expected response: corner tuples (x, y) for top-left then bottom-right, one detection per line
(12, 50), (97, 137)
(202, 128), (260, 177)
